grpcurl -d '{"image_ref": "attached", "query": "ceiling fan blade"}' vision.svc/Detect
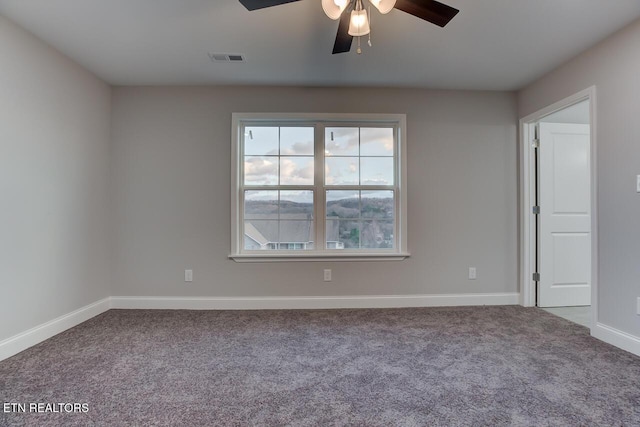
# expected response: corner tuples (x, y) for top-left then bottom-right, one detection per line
(239, 0), (302, 11)
(332, 10), (353, 54)
(394, 0), (459, 27)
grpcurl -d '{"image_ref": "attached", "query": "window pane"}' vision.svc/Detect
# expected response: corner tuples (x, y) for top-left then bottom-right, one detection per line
(325, 157), (359, 185)
(281, 127), (314, 155)
(244, 220), (278, 250)
(244, 190), (314, 251)
(244, 156), (279, 186)
(360, 128), (394, 156)
(280, 156), (314, 185)
(334, 220), (360, 249)
(361, 220), (394, 248)
(244, 127), (279, 156)
(244, 191), (278, 219)
(361, 157), (393, 186)
(237, 117), (402, 256)
(280, 220), (314, 250)
(325, 218), (343, 249)
(280, 190), (314, 218)
(326, 191), (359, 218)
(361, 191), (394, 219)
(325, 127), (359, 156)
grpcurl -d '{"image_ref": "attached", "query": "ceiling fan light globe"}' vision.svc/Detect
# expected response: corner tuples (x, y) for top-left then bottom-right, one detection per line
(322, 0), (347, 20)
(348, 9), (370, 36)
(369, 0), (396, 14)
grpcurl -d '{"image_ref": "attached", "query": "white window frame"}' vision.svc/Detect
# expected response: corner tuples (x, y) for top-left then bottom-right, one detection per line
(230, 113), (409, 262)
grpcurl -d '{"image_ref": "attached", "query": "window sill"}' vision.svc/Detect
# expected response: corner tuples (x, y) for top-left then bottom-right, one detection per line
(229, 252), (411, 263)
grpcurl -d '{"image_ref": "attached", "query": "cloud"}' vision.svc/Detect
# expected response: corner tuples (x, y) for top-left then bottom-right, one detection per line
(280, 158), (314, 185)
(325, 158), (359, 185)
(244, 157), (278, 184)
(281, 141), (314, 155)
(281, 127), (314, 155)
(325, 127), (359, 156)
(326, 127), (394, 156)
(361, 178), (389, 185)
(245, 126), (393, 186)
(361, 128), (394, 155)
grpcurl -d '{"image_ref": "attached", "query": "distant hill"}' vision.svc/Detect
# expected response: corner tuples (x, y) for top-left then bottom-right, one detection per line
(245, 197), (394, 248)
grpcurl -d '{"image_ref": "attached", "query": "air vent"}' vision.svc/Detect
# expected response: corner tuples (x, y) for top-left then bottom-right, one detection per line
(208, 53), (245, 63)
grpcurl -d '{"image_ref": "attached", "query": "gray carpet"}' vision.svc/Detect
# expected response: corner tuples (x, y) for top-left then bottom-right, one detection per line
(1, 306), (639, 426)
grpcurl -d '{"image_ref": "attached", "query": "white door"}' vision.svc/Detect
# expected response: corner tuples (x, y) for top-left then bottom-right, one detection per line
(538, 123), (591, 307)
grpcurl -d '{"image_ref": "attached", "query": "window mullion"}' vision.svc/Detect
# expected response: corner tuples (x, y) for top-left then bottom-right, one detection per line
(323, 185), (395, 191)
(315, 123), (325, 252)
(395, 125), (402, 251)
(235, 123), (245, 255)
(244, 186), (315, 191)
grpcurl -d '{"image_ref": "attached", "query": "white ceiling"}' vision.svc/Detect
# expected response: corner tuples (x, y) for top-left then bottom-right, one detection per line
(1, 0), (640, 90)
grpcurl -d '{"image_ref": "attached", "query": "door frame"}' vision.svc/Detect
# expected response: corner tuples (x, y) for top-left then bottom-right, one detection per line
(519, 86), (598, 330)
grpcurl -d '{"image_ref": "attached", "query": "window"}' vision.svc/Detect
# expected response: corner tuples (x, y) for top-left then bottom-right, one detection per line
(231, 113), (408, 261)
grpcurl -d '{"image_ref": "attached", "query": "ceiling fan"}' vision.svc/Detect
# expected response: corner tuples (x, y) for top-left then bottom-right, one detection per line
(238, 0), (459, 54)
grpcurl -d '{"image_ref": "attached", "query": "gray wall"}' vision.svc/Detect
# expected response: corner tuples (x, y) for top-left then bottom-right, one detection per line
(518, 19), (640, 337)
(0, 16), (112, 340)
(111, 87), (517, 298)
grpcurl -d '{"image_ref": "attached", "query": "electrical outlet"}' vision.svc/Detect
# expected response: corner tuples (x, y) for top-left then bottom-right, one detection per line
(468, 267), (477, 280)
(323, 269), (332, 282)
(185, 269), (193, 282)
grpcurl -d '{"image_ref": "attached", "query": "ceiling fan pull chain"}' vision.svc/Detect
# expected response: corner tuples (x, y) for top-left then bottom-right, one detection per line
(357, 36), (362, 54)
(368, 4), (372, 47)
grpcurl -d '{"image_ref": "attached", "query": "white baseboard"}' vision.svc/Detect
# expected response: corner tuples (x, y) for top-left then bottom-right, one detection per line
(0, 298), (111, 362)
(592, 322), (640, 357)
(110, 292), (520, 310)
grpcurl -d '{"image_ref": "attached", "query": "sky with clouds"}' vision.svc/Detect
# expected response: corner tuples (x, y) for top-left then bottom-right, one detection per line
(243, 126), (394, 192)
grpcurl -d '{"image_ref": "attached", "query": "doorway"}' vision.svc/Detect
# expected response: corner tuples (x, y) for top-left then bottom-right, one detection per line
(519, 87), (597, 331)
